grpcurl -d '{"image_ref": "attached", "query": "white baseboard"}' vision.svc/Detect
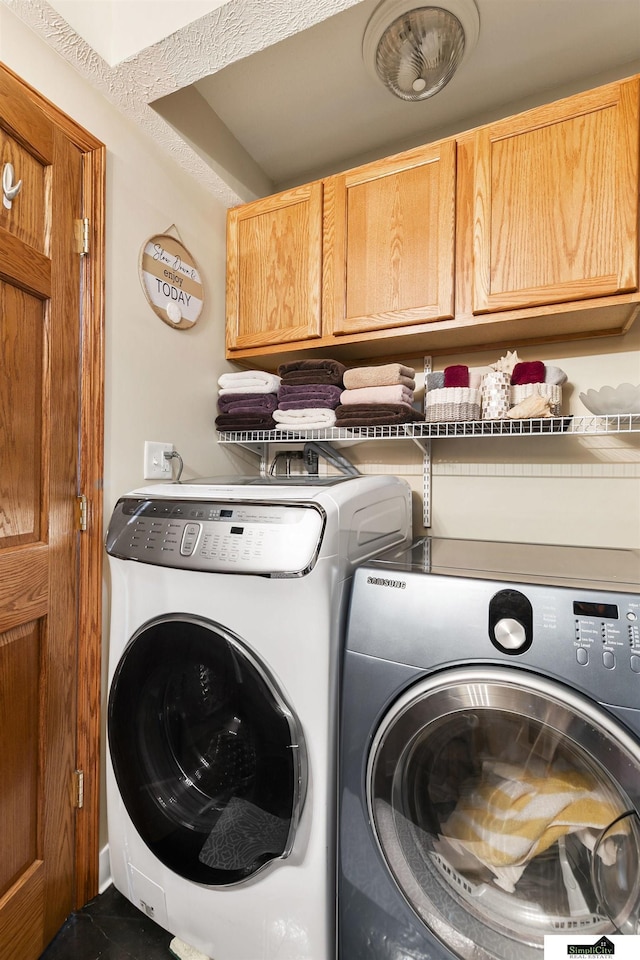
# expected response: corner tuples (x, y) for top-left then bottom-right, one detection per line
(99, 844), (112, 893)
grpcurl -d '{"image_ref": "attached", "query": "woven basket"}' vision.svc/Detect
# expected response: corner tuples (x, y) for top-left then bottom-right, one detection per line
(425, 387), (481, 422)
(510, 383), (562, 416)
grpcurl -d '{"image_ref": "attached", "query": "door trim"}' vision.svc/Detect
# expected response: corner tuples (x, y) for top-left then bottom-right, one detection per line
(1, 61), (106, 907)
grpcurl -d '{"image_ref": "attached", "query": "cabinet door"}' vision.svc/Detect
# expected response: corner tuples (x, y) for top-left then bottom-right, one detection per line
(473, 78), (639, 315)
(226, 183), (323, 350)
(324, 139), (456, 336)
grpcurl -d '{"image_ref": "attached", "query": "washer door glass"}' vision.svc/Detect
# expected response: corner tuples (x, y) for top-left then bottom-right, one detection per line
(368, 667), (640, 960)
(108, 615), (306, 886)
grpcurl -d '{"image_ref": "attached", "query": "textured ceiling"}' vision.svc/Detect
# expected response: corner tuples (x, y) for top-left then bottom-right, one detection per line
(4, 0), (640, 208)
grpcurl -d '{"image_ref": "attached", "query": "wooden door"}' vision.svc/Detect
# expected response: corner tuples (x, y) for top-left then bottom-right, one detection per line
(472, 77), (640, 315)
(0, 66), (103, 959)
(324, 139), (456, 336)
(226, 182), (323, 350)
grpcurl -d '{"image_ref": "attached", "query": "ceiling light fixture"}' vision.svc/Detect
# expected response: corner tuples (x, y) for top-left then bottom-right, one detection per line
(363, 0), (480, 102)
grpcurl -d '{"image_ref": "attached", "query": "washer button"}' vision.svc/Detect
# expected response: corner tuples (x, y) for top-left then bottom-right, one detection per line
(576, 647), (589, 666)
(493, 617), (527, 651)
(630, 655), (640, 674)
(603, 650), (615, 669)
(180, 522), (200, 556)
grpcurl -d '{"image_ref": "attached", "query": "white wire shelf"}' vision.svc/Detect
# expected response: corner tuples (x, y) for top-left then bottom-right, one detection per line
(216, 415), (640, 445)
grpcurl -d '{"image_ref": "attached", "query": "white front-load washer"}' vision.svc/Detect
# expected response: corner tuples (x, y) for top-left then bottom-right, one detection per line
(105, 475), (412, 960)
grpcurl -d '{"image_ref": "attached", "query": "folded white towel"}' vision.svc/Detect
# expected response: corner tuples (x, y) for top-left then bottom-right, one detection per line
(219, 384), (280, 396)
(218, 371), (281, 393)
(273, 408), (336, 430)
(340, 384), (414, 406)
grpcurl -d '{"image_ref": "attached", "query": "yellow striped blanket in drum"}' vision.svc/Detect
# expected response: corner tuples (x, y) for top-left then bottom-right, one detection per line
(440, 762), (621, 892)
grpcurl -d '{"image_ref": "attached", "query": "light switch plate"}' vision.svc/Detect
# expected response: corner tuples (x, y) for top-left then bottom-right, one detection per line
(143, 441), (174, 479)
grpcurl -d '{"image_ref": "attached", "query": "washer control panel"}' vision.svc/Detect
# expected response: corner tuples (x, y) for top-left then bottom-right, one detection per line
(106, 497), (326, 576)
(572, 596), (640, 674)
(482, 583), (640, 705)
(349, 555), (640, 708)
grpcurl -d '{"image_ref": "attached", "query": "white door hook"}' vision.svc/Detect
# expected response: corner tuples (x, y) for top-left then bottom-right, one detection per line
(3, 162), (22, 209)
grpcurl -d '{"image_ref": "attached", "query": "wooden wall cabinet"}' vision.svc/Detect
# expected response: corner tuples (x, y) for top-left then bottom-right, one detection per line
(226, 75), (640, 367)
(471, 78), (639, 315)
(323, 139), (456, 336)
(226, 182), (323, 351)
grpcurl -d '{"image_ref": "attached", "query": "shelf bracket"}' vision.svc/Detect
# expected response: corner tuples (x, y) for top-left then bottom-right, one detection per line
(422, 439), (431, 528)
(422, 356), (432, 528)
(226, 440), (270, 475)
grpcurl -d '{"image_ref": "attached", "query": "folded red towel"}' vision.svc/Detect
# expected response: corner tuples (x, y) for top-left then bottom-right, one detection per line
(511, 361), (545, 385)
(444, 365), (469, 387)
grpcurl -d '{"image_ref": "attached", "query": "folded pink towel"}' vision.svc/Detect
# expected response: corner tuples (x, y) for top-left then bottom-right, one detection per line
(469, 366), (492, 389)
(444, 365), (469, 387)
(511, 361), (545, 385)
(340, 384), (414, 406)
(343, 363), (415, 389)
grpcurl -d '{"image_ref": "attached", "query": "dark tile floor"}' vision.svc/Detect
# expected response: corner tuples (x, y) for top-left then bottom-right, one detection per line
(39, 884), (175, 960)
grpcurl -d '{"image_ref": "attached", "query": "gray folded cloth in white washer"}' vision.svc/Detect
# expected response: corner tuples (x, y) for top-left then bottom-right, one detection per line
(198, 798), (289, 871)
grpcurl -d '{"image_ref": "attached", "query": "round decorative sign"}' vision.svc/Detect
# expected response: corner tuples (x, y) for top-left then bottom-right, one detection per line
(139, 233), (204, 329)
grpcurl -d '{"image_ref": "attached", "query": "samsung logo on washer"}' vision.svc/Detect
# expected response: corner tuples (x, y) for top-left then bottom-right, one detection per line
(367, 576), (406, 589)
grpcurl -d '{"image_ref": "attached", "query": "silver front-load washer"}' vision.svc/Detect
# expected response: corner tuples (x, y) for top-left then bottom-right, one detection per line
(339, 537), (640, 960)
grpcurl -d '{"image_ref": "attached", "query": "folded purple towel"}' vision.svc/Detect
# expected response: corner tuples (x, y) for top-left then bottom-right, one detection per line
(278, 383), (343, 405)
(217, 393), (278, 415)
(511, 361), (545, 385)
(279, 398), (341, 411)
(215, 413), (275, 431)
(277, 358), (346, 386)
(334, 403), (424, 427)
(444, 365), (469, 387)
